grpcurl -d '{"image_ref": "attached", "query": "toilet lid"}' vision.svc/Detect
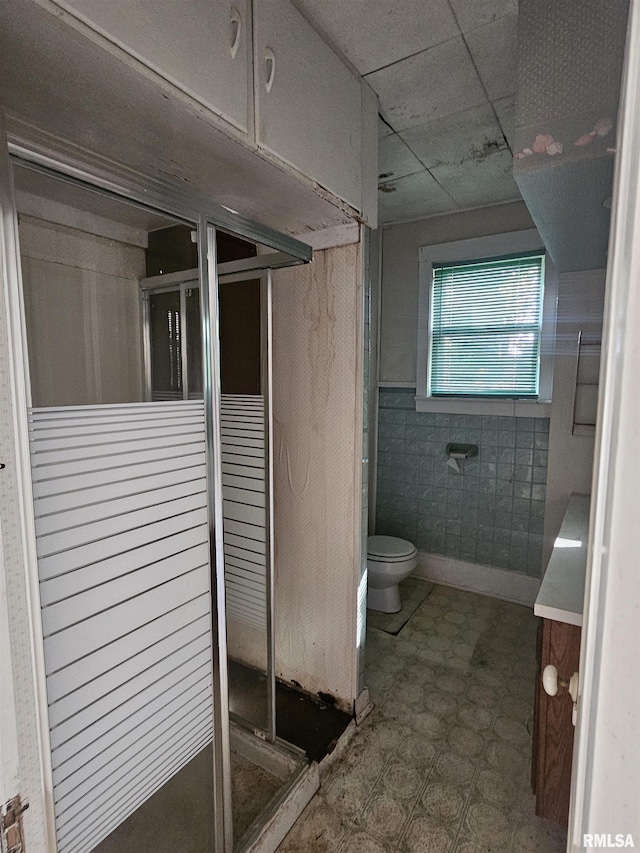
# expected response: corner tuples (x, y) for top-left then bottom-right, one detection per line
(367, 535), (417, 561)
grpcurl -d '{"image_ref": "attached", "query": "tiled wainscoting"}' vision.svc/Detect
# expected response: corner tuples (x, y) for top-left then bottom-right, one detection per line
(375, 389), (549, 576)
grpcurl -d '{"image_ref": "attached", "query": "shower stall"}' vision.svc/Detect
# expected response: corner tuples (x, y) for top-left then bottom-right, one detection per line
(8, 151), (319, 852)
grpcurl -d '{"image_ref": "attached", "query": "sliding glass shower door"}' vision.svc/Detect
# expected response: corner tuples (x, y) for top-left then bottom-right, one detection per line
(141, 262), (276, 745)
(217, 269), (275, 743)
(6, 137), (310, 852)
(13, 165), (220, 853)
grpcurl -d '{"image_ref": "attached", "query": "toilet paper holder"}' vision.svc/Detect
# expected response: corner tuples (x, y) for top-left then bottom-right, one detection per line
(445, 442), (478, 473)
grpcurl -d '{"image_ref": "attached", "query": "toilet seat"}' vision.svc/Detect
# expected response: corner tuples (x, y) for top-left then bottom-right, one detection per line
(367, 535), (417, 563)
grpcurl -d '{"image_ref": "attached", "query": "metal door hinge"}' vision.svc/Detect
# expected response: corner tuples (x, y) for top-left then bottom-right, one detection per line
(1, 795), (28, 853)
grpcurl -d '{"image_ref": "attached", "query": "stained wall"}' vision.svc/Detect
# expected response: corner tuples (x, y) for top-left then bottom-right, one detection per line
(271, 242), (363, 711)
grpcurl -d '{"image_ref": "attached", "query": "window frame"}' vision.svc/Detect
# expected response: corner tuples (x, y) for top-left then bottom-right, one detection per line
(416, 229), (557, 415)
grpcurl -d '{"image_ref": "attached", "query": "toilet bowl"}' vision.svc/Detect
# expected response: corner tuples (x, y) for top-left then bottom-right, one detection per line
(366, 535), (418, 614)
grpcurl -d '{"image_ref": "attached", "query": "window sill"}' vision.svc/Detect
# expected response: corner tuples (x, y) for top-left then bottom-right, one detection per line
(414, 396), (552, 418)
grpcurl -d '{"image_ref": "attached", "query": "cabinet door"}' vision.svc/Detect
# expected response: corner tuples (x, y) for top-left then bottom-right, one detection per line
(48, 0), (251, 134)
(534, 618), (581, 825)
(253, 0), (362, 210)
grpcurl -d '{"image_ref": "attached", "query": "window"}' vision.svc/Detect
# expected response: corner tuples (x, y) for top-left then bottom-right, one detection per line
(416, 230), (556, 415)
(429, 253), (544, 397)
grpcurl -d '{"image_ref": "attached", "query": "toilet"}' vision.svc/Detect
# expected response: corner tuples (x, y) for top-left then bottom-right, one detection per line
(366, 535), (418, 614)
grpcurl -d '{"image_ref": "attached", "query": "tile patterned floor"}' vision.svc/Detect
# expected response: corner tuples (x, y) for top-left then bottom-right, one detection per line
(366, 579), (434, 635)
(277, 583), (568, 853)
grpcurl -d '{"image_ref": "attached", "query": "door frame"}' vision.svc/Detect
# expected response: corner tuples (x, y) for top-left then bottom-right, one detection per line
(568, 0), (640, 845)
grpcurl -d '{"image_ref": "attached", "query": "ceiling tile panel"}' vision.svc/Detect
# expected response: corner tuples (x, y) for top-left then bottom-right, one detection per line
(465, 13), (518, 102)
(399, 102), (507, 169)
(378, 133), (425, 182)
(448, 0), (517, 33)
(293, 0), (523, 220)
(378, 170), (455, 222)
(429, 149), (521, 208)
(492, 94), (516, 149)
(366, 37), (487, 132)
(378, 115), (395, 138)
(292, 0), (460, 75)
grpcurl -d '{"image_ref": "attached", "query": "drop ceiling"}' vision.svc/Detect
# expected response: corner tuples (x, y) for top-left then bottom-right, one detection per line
(293, 0), (521, 224)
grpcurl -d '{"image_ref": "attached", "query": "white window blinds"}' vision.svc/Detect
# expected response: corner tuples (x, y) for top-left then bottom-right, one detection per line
(429, 253), (545, 397)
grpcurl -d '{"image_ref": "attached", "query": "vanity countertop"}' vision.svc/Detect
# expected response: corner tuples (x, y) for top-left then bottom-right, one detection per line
(534, 493), (591, 626)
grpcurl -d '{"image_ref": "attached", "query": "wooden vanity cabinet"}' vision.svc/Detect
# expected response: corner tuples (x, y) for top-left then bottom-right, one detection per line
(532, 616), (582, 825)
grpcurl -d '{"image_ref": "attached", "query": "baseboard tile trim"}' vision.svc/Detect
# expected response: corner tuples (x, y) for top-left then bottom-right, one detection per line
(412, 552), (541, 608)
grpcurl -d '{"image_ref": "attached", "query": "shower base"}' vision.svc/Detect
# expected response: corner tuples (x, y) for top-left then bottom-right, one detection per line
(93, 723), (318, 853)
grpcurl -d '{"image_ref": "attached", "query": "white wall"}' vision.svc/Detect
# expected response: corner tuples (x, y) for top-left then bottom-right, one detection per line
(380, 201), (536, 383)
(271, 243), (363, 712)
(543, 270), (605, 566)
(19, 216), (144, 407)
(570, 0), (640, 832)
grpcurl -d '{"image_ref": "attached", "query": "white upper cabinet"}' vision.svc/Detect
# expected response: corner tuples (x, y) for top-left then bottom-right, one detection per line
(48, 0), (252, 135)
(42, 0), (376, 219)
(253, 0), (363, 211)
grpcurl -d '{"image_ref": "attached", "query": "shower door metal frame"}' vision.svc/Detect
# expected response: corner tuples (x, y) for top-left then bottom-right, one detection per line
(3, 138), (310, 853)
(217, 267), (276, 746)
(141, 263), (278, 748)
(139, 273), (200, 402)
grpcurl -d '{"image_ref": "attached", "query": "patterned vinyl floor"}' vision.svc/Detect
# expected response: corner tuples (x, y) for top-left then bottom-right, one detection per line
(277, 583), (568, 853)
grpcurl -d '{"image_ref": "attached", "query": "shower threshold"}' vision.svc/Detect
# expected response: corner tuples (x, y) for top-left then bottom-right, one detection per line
(92, 722), (318, 853)
(231, 724), (319, 852)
